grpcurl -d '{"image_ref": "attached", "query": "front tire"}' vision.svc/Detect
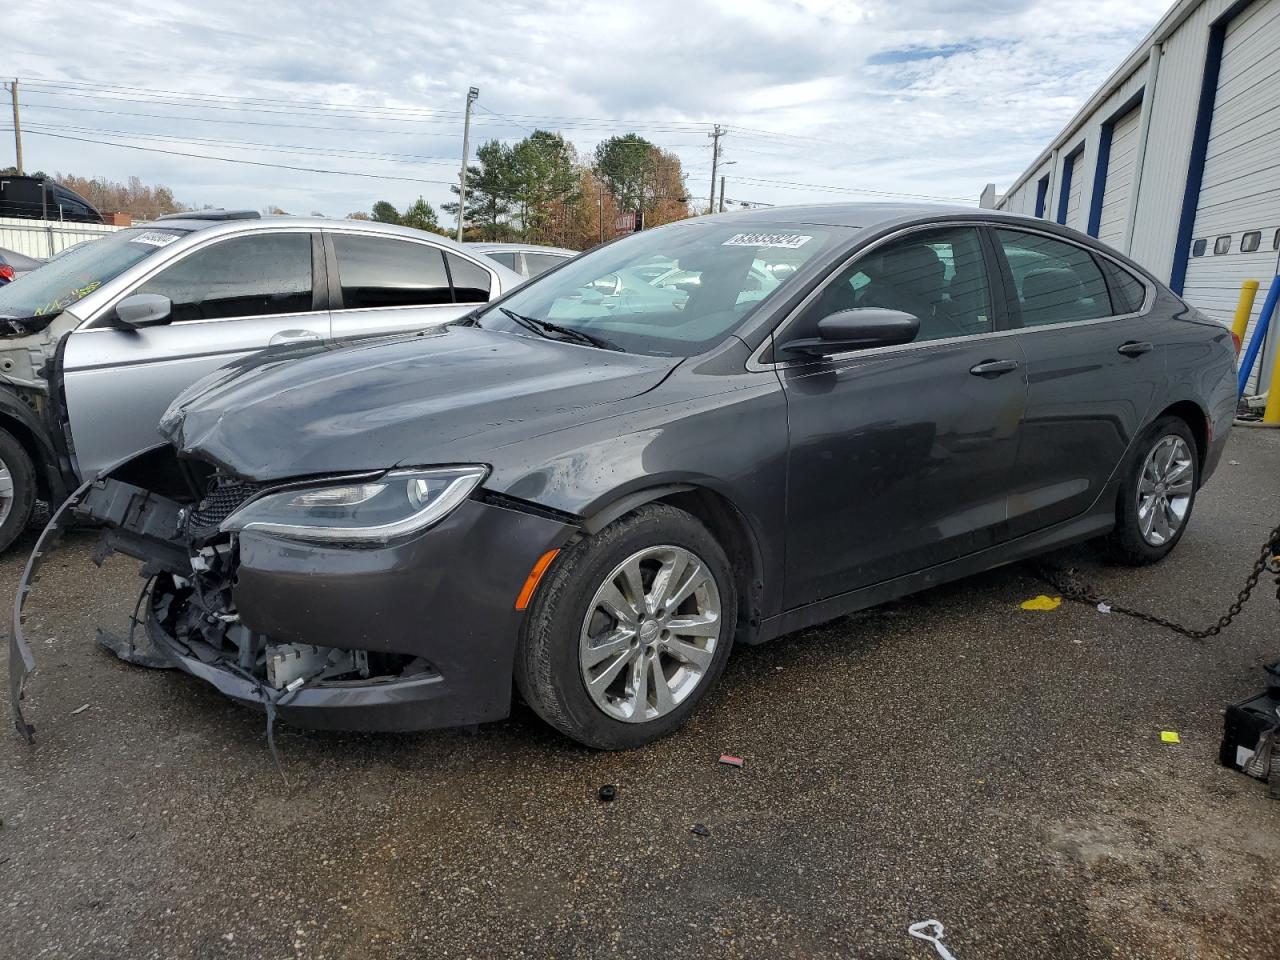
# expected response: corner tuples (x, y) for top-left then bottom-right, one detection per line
(1105, 416), (1198, 565)
(0, 427), (36, 553)
(515, 504), (737, 750)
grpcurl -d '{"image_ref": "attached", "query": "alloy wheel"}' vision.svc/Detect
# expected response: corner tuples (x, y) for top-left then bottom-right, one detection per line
(1137, 435), (1194, 546)
(0, 457), (13, 528)
(579, 544), (722, 723)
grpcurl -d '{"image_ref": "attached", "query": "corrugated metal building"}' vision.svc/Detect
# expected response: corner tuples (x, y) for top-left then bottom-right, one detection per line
(987, 0), (1280, 393)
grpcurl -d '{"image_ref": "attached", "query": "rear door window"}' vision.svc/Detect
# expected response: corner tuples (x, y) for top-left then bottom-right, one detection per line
(136, 233), (313, 322)
(332, 234), (452, 309)
(995, 230), (1111, 326)
(1100, 260), (1148, 314)
(445, 253), (492, 303)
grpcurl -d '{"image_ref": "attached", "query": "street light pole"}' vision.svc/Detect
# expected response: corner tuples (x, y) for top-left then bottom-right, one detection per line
(456, 86), (479, 243)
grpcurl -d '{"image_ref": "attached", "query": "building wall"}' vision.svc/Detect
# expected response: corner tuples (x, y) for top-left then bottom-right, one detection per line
(994, 0), (1280, 392)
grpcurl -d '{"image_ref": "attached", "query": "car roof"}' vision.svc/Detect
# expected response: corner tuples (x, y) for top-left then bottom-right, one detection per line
(468, 242), (577, 257)
(0, 247), (43, 269)
(142, 215), (494, 256)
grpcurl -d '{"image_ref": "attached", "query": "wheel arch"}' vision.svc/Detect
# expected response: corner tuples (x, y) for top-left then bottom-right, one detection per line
(0, 400), (62, 504)
(1152, 399), (1209, 475)
(582, 484), (765, 646)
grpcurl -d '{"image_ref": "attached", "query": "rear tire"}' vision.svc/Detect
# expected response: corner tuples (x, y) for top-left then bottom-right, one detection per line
(0, 427), (36, 554)
(1104, 416), (1198, 566)
(515, 504), (737, 750)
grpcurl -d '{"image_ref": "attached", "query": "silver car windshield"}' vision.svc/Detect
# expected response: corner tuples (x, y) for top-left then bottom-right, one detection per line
(475, 220), (851, 357)
(0, 227), (190, 322)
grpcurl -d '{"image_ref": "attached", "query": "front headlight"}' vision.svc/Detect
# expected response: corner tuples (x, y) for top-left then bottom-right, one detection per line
(220, 466), (488, 543)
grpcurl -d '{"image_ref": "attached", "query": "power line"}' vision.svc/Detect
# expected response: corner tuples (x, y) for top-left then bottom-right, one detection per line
(19, 76), (853, 144)
(731, 174), (975, 203)
(19, 100), (465, 136)
(1, 128), (455, 185)
(20, 120), (461, 165)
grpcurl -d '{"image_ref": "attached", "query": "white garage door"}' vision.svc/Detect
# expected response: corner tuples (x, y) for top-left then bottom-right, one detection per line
(1063, 151), (1086, 231)
(1182, 0), (1280, 393)
(1096, 106), (1142, 250)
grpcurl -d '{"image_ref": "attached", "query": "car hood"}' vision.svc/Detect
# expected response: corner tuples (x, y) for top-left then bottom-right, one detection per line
(161, 324), (681, 481)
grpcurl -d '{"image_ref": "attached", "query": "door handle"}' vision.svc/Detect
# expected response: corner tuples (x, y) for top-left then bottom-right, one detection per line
(969, 358), (1020, 378)
(269, 329), (322, 347)
(1117, 340), (1154, 357)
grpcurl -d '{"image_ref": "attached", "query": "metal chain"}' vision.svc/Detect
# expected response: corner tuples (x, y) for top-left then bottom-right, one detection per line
(1037, 522), (1280, 641)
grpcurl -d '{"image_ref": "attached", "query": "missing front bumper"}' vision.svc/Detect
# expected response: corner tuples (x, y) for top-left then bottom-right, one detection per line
(10, 448), (578, 742)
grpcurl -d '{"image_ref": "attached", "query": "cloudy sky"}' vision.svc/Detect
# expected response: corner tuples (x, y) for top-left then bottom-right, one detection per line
(6, 0), (1171, 220)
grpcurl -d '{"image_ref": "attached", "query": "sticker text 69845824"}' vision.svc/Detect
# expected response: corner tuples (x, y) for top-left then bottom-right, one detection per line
(721, 233), (813, 249)
(129, 231), (181, 248)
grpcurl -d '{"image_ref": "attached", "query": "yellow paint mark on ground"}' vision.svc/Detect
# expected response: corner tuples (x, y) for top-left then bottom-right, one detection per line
(1020, 595), (1062, 611)
(1161, 731), (1181, 744)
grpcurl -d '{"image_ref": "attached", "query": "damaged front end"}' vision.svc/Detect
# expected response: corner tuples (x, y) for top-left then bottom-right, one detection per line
(11, 444), (576, 743)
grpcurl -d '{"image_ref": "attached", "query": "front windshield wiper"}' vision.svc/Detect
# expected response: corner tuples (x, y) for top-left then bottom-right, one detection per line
(499, 307), (622, 351)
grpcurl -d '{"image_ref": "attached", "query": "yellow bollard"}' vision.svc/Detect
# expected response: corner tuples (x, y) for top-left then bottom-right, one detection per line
(1264, 345), (1280, 424)
(1232, 280), (1260, 356)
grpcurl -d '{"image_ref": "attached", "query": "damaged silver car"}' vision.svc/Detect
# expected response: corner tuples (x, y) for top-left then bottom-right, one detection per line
(0, 211), (518, 553)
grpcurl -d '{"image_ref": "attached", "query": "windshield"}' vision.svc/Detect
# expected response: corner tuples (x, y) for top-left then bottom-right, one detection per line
(0, 227), (190, 322)
(475, 220), (850, 356)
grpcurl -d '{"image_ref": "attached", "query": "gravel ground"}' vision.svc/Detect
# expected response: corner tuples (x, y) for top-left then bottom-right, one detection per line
(2, 429), (1279, 960)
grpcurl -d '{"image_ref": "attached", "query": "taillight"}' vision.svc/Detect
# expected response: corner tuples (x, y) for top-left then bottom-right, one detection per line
(0, 265), (13, 282)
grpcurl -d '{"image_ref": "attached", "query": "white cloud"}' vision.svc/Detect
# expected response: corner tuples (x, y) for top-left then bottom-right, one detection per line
(5, 0), (1171, 217)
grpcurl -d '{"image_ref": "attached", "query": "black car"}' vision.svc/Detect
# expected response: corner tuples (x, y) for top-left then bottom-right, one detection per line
(11, 203), (1237, 750)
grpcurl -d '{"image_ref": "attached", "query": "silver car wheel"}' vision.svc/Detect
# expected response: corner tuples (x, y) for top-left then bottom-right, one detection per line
(1137, 435), (1194, 547)
(579, 544), (722, 724)
(0, 458), (14, 528)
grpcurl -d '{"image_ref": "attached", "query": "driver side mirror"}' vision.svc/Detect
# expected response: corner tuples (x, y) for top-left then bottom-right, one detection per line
(113, 293), (173, 329)
(781, 307), (920, 357)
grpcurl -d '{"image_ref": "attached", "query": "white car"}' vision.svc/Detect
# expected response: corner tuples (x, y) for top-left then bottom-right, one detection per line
(470, 243), (577, 279)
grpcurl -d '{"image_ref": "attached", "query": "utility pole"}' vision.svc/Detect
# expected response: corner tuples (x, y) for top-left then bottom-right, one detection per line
(5, 79), (22, 175)
(707, 124), (724, 215)
(456, 86), (479, 243)
(719, 175), (726, 213)
(598, 179), (605, 244)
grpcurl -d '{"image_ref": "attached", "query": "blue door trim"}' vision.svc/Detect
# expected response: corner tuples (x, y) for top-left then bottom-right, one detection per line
(1087, 90), (1144, 239)
(1169, 0), (1260, 294)
(1034, 174), (1050, 219)
(1056, 142), (1086, 226)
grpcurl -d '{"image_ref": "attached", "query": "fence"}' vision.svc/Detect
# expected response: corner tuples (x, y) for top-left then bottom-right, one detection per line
(0, 216), (127, 260)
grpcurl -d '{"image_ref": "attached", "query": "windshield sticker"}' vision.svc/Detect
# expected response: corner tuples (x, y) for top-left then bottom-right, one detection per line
(722, 233), (813, 249)
(129, 231), (181, 248)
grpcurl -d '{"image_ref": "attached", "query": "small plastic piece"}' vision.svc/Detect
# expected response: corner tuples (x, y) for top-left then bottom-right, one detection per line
(1096, 602), (1112, 614)
(598, 785), (616, 802)
(70, 704), (90, 715)
(690, 823), (711, 837)
(1020, 595), (1062, 611)
(908, 919), (957, 960)
(718, 754), (744, 767)
(1161, 730), (1181, 744)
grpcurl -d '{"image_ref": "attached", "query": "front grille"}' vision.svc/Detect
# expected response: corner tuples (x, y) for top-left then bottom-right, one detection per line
(186, 479), (264, 538)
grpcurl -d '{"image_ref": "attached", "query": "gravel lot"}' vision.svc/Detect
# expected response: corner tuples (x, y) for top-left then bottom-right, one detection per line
(2, 429), (1279, 960)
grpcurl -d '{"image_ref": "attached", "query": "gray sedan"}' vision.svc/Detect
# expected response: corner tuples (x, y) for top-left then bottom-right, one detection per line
(12, 203), (1236, 751)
